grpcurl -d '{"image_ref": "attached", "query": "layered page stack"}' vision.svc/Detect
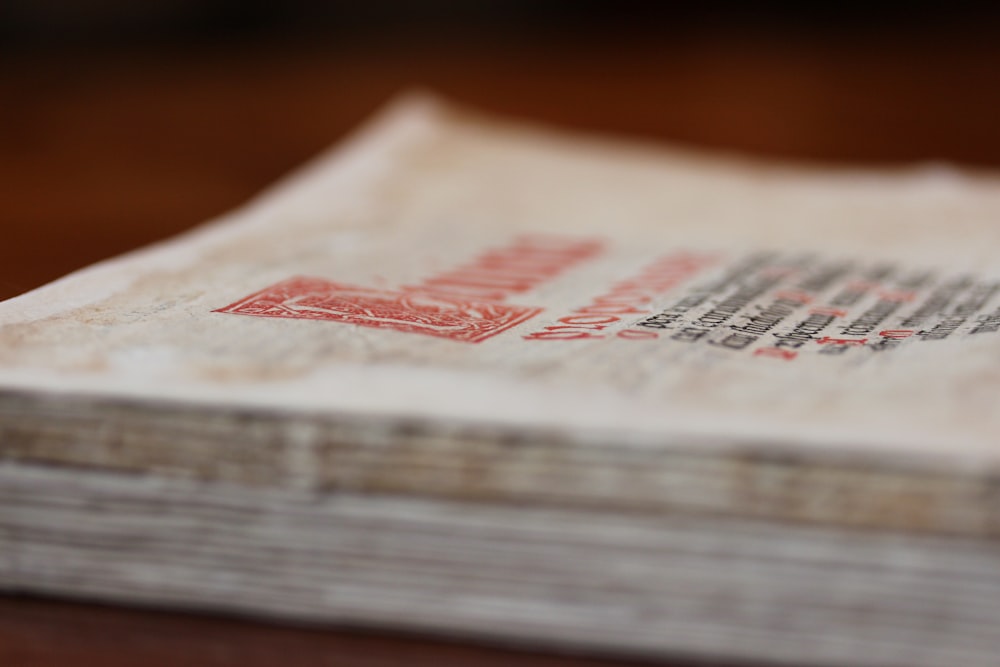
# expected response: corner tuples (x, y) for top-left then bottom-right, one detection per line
(3, 95), (1000, 667)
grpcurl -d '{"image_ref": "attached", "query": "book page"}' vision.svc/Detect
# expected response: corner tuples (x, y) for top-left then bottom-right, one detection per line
(3, 94), (1000, 464)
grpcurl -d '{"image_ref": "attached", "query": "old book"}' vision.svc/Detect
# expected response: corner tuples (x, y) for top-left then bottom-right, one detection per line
(3, 94), (1000, 667)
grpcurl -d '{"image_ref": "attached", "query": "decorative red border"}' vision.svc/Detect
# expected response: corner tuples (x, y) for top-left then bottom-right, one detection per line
(215, 276), (542, 343)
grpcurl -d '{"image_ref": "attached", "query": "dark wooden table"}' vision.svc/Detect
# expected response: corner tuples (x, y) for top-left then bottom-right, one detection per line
(3, 23), (1000, 666)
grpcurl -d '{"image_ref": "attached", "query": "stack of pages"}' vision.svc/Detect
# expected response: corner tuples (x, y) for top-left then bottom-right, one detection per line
(3, 95), (1000, 667)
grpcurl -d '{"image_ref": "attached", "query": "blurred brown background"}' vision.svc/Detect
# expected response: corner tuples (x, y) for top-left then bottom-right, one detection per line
(3, 2), (1000, 665)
